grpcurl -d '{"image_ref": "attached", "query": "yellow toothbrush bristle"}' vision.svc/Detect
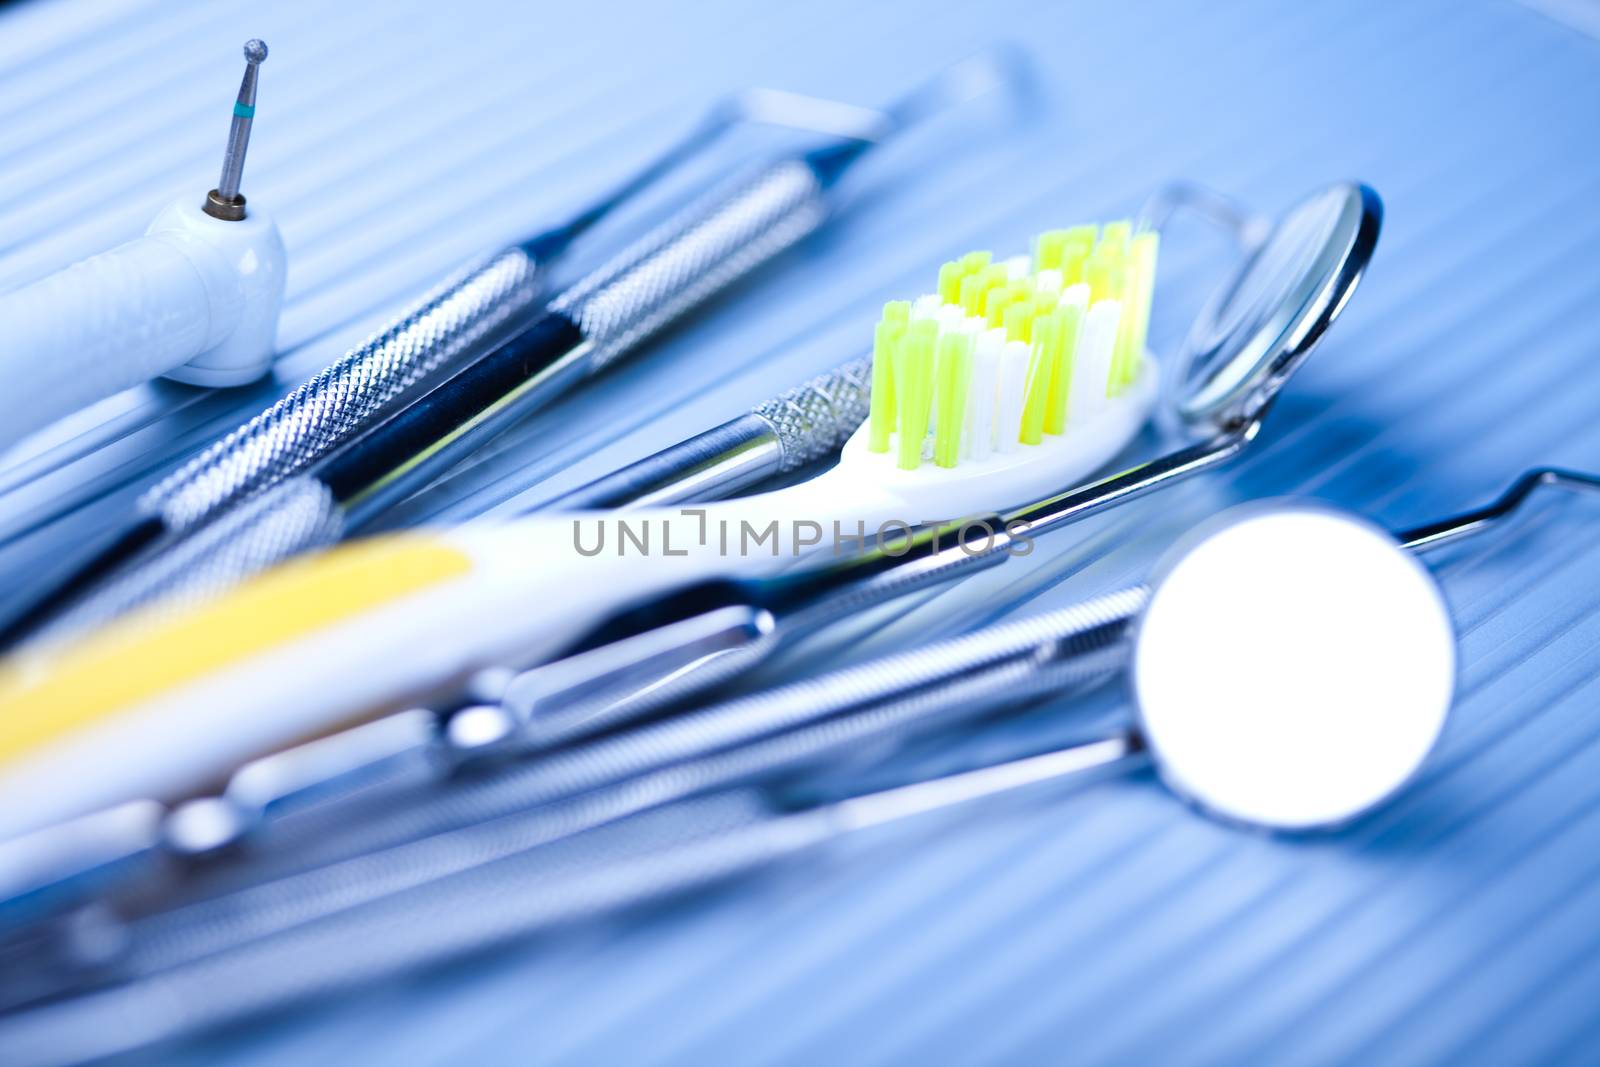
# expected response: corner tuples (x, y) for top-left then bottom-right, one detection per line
(896, 319), (938, 470)
(1114, 230), (1160, 389)
(937, 261), (963, 305)
(867, 301), (910, 453)
(1034, 229), (1069, 271)
(1045, 302), (1083, 435)
(933, 330), (973, 468)
(960, 250), (992, 275)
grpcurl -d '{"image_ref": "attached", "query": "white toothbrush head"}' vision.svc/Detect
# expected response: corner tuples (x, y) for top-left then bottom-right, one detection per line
(831, 220), (1161, 518)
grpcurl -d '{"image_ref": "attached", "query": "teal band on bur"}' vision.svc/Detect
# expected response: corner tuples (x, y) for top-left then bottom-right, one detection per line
(233, 102), (255, 118)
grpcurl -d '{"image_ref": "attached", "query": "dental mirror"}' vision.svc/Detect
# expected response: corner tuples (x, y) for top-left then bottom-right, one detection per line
(1130, 504), (1455, 829)
(797, 503), (1457, 841)
(1172, 182), (1382, 433)
(1002, 182), (1382, 539)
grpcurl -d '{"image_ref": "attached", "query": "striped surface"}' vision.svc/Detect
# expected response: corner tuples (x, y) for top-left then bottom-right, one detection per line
(2, 0), (1599, 1063)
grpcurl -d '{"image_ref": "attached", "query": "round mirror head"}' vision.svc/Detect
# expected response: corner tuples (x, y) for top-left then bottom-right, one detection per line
(1173, 183), (1382, 433)
(1130, 505), (1455, 831)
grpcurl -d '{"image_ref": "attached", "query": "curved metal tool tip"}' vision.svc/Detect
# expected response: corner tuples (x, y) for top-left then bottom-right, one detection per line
(1400, 467), (1600, 552)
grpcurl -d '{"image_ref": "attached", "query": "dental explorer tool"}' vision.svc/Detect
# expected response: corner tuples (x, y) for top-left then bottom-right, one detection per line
(7, 49), (1023, 648)
(0, 41), (286, 450)
(0, 500), (1466, 1054)
(4, 463), (1590, 937)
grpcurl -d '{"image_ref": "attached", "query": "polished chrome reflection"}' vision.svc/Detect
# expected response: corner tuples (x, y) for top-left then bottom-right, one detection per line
(1173, 182), (1382, 432)
(1003, 181), (1382, 539)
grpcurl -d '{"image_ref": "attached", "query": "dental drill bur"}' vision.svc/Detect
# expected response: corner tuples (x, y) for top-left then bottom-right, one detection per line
(204, 39), (267, 221)
(0, 39), (287, 452)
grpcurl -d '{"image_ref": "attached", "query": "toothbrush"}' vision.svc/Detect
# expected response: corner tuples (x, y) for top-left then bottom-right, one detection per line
(0, 219), (1163, 841)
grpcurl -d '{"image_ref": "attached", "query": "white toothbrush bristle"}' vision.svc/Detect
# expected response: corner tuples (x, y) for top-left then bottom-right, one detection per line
(967, 327), (1003, 461)
(996, 337), (1029, 455)
(1070, 299), (1121, 422)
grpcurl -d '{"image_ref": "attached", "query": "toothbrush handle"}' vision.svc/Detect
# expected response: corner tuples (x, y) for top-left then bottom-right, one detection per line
(485, 513), (1031, 750)
(542, 356), (872, 512)
(485, 515), (1011, 746)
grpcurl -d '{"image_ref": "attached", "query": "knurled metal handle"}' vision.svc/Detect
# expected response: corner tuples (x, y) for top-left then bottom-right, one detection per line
(553, 160), (828, 370)
(545, 355), (871, 512)
(751, 355), (873, 470)
(142, 247), (543, 531)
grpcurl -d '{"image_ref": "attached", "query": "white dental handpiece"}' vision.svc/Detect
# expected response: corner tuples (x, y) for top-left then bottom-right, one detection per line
(0, 40), (285, 451)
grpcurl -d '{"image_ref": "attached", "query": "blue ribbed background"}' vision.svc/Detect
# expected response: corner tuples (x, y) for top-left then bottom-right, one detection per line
(2, 0), (1599, 1063)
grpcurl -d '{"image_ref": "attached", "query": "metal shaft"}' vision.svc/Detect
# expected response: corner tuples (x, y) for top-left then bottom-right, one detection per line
(204, 40), (266, 219)
(540, 356), (872, 513)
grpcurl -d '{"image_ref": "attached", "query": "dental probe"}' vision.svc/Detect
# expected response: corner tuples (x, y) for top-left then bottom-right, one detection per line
(0, 42), (286, 449)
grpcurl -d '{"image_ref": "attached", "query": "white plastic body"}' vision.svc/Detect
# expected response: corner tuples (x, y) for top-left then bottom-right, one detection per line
(0, 364), (1156, 838)
(0, 197), (285, 448)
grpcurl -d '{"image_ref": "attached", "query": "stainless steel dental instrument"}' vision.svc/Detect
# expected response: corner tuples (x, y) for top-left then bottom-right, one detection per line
(4, 463), (1594, 946)
(8, 50), (1021, 647)
(540, 356), (877, 511)
(0, 499), (1472, 1058)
